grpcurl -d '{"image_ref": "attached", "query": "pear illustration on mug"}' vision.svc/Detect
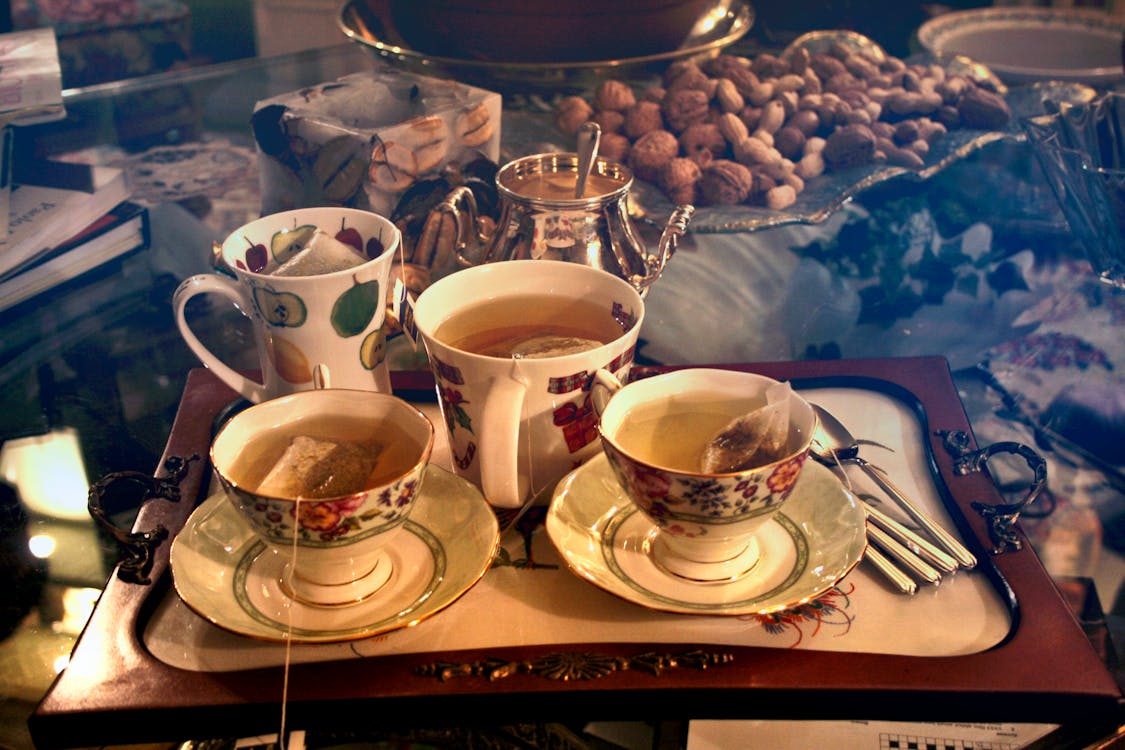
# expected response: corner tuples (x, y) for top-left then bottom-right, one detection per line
(360, 328), (386, 370)
(271, 223), (317, 264)
(252, 286), (307, 328)
(332, 275), (381, 337)
(267, 334), (312, 384)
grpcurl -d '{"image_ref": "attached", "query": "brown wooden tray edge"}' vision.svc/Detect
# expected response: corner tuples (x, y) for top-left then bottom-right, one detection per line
(29, 357), (1124, 749)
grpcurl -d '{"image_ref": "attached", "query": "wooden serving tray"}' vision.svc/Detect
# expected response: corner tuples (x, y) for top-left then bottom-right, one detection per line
(30, 357), (1122, 749)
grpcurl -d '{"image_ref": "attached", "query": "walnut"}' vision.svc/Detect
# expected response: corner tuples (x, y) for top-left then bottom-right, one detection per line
(599, 132), (631, 164)
(661, 88), (710, 133)
(659, 157), (701, 205)
(554, 96), (593, 136)
(623, 101), (664, 139)
(700, 159), (753, 205)
(665, 62), (711, 92)
(628, 129), (679, 182)
(594, 80), (637, 112)
(679, 123), (727, 166)
(702, 54), (750, 78)
(593, 109), (625, 134)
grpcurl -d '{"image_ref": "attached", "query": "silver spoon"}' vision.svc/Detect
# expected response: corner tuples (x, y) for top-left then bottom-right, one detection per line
(575, 121), (601, 199)
(810, 404), (977, 570)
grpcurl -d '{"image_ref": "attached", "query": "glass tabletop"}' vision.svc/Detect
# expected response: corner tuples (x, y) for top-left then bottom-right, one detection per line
(1, 39), (1123, 750)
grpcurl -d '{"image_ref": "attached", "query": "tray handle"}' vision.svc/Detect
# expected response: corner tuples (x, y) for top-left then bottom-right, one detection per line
(937, 430), (1048, 555)
(87, 454), (198, 585)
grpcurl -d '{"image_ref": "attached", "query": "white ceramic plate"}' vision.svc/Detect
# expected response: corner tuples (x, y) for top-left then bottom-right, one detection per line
(546, 454), (866, 616)
(170, 465), (500, 643)
(917, 7), (1125, 85)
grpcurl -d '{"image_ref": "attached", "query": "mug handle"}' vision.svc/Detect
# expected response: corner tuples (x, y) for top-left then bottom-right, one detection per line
(478, 373), (528, 508)
(173, 273), (271, 404)
(591, 368), (624, 418)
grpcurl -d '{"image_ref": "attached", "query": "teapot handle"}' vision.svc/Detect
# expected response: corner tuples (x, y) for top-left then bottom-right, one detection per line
(634, 204), (695, 292)
(431, 186), (490, 269)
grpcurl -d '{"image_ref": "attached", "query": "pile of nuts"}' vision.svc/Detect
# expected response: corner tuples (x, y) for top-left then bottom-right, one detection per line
(554, 43), (1011, 210)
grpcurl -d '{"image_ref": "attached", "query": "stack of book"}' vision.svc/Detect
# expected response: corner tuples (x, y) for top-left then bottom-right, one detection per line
(0, 163), (149, 313)
(0, 28), (149, 313)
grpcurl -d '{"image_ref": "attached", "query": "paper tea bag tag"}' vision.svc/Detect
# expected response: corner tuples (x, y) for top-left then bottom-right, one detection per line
(394, 276), (420, 350)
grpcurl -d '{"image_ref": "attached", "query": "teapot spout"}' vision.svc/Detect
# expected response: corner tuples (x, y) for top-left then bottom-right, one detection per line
(633, 203), (694, 293)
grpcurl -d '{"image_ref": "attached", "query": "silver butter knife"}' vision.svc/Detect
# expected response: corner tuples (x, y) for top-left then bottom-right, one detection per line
(861, 499), (959, 573)
(864, 541), (917, 595)
(859, 459), (977, 570)
(866, 523), (942, 585)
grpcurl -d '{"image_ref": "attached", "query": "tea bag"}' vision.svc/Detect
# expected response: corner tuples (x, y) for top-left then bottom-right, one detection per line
(272, 230), (368, 277)
(509, 334), (602, 359)
(700, 381), (793, 473)
(257, 435), (381, 498)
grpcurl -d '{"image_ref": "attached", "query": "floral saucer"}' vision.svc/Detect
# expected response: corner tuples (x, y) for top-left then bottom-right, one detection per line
(170, 465), (500, 643)
(546, 455), (866, 616)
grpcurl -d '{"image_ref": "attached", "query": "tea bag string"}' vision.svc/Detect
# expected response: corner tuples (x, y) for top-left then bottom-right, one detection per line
(825, 447), (856, 493)
(278, 503), (299, 750)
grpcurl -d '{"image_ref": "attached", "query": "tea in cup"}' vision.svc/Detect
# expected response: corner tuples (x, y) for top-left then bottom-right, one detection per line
(593, 368), (816, 583)
(174, 208), (400, 403)
(210, 388), (434, 606)
(411, 259), (644, 509)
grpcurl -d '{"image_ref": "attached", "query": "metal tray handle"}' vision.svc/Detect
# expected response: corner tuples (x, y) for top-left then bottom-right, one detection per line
(938, 430), (1048, 555)
(86, 454), (198, 585)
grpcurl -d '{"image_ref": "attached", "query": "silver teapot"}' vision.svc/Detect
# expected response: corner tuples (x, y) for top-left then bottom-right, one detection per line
(433, 152), (694, 293)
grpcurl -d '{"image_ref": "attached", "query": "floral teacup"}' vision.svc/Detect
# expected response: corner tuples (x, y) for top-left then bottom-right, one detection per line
(211, 388), (434, 606)
(593, 368), (816, 583)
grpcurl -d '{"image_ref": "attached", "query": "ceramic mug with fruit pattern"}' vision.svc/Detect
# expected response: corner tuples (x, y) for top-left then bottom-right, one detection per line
(174, 208), (400, 403)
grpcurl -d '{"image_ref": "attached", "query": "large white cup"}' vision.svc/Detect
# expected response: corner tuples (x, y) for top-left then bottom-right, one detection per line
(174, 208), (400, 403)
(412, 260), (645, 508)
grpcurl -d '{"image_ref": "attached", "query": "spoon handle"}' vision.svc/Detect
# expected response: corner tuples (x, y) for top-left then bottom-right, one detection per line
(575, 121), (601, 199)
(861, 500), (958, 573)
(854, 457), (978, 570)
(864, 542), (917, 595)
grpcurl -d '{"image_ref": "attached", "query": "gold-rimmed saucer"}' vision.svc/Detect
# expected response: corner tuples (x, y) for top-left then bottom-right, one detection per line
(170, 465), (499, 643)
(546, 455), (866, 616)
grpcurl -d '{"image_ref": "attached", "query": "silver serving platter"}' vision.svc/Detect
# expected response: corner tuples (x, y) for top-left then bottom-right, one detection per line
(341, 15), (1097, 235)
(337, 0), (753, 95)
(635, 77), (1098, 234)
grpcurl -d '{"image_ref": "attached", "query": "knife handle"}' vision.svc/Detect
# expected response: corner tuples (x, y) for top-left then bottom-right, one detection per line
(856, 457), (978, 570)
(866, 523), (942, 584)
(864, 543), (917, 595)
(861, 500), (959, 573)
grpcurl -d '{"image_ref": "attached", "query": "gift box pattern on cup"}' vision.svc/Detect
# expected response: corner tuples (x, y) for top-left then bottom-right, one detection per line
(252, 69), (502, 218)
(411, 260), (646, 509)
(427, 342), (637, 475)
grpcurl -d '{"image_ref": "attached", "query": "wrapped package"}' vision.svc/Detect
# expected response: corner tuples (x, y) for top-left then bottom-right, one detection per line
(252, 69), (501, 218)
